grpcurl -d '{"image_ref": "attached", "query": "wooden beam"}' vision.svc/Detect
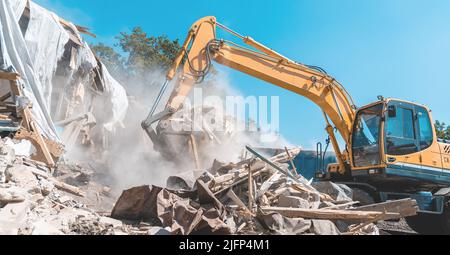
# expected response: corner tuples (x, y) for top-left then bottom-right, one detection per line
(0, 197), (25, 204)
(321, 201), (360, 210)
(260, 206), (400, 221)
(0, 71), (20, 81)
(342, 212), (388, 235)
(213, 167), (267, 195)
(189, 134), (201, 170)
(247, 164), (254, 212)
(226, 189), (253, 215)
(9, 79), (56, 168)
(0, 92), (12, 102)
(350, 198), (418, 220)
(58, 18), (96, 38)
(74, 25), (97, 38)
(30, 168), (85, 197)
(285, 146), (299, 177)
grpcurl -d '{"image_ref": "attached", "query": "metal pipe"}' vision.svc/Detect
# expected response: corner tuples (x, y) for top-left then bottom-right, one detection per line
(246, 145), (301, 184)
(216, 22), (245, 39)
(146, 79), (170, 121)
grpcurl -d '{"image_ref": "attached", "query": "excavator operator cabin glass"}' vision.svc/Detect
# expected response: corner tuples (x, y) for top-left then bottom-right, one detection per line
(352, 104), (383, 167)
(417, 106), (433, 151)
(385, 102), (419, 155)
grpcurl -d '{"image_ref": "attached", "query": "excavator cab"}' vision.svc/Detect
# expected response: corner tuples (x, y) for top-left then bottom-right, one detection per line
(348, 99), (450, 235)
(350, 98), (446, 185)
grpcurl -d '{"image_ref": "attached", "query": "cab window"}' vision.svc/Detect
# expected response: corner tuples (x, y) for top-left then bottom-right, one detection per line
(385, 106), (418, 155)
(352, 104), (383, 167)
(417, 107), (433, 150)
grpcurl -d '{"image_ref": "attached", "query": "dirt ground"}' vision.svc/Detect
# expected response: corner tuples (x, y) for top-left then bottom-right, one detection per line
(378, 219), (418, 235)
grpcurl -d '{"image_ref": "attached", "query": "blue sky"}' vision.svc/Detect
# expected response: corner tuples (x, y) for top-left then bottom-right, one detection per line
(35, 0), (450, 148)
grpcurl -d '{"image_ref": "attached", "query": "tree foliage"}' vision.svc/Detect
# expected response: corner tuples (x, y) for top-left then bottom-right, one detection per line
(91, 26), (181, 82)
(435, 120), (450, 140)
(116, 27), (180, 72)
(91, 43), (125, 75)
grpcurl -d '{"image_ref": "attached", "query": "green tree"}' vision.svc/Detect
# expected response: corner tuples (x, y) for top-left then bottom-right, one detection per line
(91, 43), (125, 76)
(116, 27), (180, 73)
(91, 27), (181, 88)
(90, 27), (223, 101)
(435, 120), (450, 140)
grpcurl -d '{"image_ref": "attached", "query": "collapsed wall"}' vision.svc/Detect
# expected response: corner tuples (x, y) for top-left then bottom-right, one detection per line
(0, 0), (128, 160)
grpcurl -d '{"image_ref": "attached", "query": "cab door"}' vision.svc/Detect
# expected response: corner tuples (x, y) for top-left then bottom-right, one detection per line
(384, 102), (422, 174)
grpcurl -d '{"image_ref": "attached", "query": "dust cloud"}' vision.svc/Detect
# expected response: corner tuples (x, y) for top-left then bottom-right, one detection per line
(66, 69), (293, 191)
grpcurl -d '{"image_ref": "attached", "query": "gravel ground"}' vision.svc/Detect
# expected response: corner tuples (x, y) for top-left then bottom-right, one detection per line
(377, 218), (418, 235)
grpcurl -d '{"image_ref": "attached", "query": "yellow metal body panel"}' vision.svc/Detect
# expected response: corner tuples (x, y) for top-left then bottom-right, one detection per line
(421, 142), (444, 169)
(440, 143), (450, 171)
(386, 151), (423, 167)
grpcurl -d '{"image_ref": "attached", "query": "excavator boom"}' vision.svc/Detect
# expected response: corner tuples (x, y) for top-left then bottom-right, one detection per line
(142, 16), (357, 172)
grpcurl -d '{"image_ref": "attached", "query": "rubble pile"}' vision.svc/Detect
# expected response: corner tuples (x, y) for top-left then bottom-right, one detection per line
(0, 138), (130, 235)
(111, 147), (419, 235)
(0, 136), (419, 235)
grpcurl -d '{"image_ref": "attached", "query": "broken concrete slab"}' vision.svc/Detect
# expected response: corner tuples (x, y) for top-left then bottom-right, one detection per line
(0, 200), (31, 235)
(31, 220), (64, 235)
(5, 165), (40, 194)
(278, 195), (310, 209)
(257, 211), (311, 235)
(276, 187), (321, 209)
(39, 178), (55, 196)
(310, 220), (341, 235)
(0, 186), (26, 204)
(312, 182), (353, 203)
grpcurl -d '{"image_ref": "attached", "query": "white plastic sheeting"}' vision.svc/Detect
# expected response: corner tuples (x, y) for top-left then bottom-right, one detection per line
(8, 0), (25, 20)
(0, 0), (60, 141)
(0, 0), (128, 146)
(95, 64), (128, 132)
(24, 1), (70, 110)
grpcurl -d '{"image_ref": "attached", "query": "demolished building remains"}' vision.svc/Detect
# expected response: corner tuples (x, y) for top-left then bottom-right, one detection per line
(0, 0), (128, 165)
(0, 0), (421, 235)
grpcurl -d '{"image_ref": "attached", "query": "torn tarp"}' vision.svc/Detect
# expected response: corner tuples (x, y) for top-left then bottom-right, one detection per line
(0, 0), (128, 150)
(0, 0), (60, 141)
(111, 185), (231, 235)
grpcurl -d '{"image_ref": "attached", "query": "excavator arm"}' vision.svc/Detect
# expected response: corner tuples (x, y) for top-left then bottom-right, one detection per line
(142, 16), (357, 172)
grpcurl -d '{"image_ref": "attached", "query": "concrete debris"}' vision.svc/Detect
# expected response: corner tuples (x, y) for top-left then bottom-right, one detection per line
(69, 215), (125, 235)
(5, 138), (36, 158)
(6, 165), (41, 194)
(0, 139), (15, 183)
(0, 132), (419, 236)
(0, 186), (26, 204)
(312, 181), (353, 203)
(257, 211), (312, 235)
(310, 219), (341, 235)
(111, 146), (419, 235)
(0, 137), (132, 235)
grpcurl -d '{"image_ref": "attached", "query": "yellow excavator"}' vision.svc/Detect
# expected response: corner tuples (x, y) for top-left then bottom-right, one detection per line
(142, 16), (450, 234)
